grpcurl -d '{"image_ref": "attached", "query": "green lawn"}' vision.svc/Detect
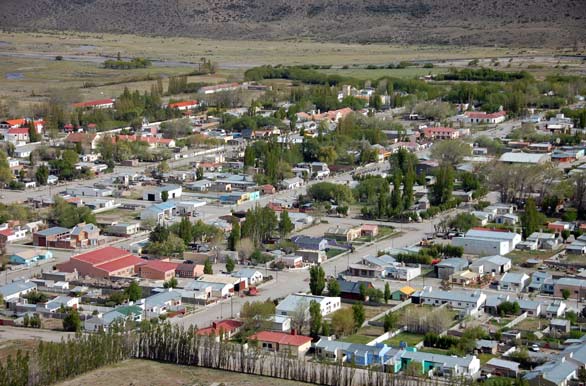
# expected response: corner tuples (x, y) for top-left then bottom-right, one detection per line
(506, 249), (560, 265)
(340, 335), (373, 344)
(384, 332), (424, 348)
(326, 249), (345, 258)
(478, 353), (496, 365)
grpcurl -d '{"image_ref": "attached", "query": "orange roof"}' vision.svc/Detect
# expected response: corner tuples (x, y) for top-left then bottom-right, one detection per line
(72, 99), (114, 108)
(72, 246), (132, 265)
(197, 320), (243, 336)
(8, 127), (29, 135)
(116, 135), (173, 145)
(4, 119), (26, 127)
(141, 260), (179, 273)
(465, 111), (506, 119)
(169, 100), (198, 109)
(65, 133), (97, 143)
(95, 254), (145, 274)
(0, 229), (14, 237)
(249, 331), (311, 346)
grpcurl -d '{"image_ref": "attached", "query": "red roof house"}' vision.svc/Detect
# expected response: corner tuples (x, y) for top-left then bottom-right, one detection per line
(197, 319), (243, 340)
(72, 99), (115, 109)
(57, 246), (145, 278)
(168, 100), (199, 111)
(248, 331), (312, 357)
(138, 260), (179, 281)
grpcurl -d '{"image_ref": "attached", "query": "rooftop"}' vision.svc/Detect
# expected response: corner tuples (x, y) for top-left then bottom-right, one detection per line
(249, 331), (312, 346)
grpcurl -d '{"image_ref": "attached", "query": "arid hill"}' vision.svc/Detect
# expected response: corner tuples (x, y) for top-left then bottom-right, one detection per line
(0, 0), (585, 47)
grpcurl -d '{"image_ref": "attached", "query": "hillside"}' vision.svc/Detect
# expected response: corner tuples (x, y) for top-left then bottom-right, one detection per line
(0, 0), (585, 47)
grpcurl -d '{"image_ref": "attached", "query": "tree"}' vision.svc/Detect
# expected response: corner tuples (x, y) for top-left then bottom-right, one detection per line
(384, 283), (391, 304)
(125, 281), (142, 301)
(449, 213), (480, 232)
(225, 257), (235, 273)
(430, 163), (454, 206)
(35, 165), (49, 186)
(309, 265), (326, 295)
(161, 190), (169, 202)
(278, 210), (294, 238)
(163, 277), (178, 288)
(175, 217), (193, 245)
(352, 302), (365, 330)
(204, 259), (213, 274)
(383, 312), (399, 332)
(240, 300), (276, 333)
(562, 289), (571, 300)
(309, 300), (322, 339)
(228, 222), (241, 251)
(521, 198), (540, 238)
(196, 167), (204, 180)
(0, 150), (14, 187)
(430, 140), (471, 166)
(330, 308), (355, 337)
(562, 229), (571, 243)
(327, 278), (341, 297)
(63, 309), (81, 332)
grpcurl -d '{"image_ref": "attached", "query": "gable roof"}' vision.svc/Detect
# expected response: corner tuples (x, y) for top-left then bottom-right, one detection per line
(72, 246), (132, 265)
(249, 331), (311, 346)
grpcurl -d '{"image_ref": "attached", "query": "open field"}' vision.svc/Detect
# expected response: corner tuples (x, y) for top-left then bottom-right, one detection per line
(318, 67), (449, 80)
(56, 359), (313, 386)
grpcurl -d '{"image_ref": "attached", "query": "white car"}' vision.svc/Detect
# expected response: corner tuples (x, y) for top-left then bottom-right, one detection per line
(531, 344), (540, 352)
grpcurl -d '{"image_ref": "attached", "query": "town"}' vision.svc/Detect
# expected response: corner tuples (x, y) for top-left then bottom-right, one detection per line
(0, 59), (586, 386)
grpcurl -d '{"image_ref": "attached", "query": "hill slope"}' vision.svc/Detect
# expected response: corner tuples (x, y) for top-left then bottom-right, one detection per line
(0, 0), (585, 47)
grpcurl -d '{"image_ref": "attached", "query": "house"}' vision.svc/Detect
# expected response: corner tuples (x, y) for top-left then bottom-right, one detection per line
(274, 255), (303, 268)
(550, 319), (571, 335)
(139, 260), (178, 281)
(475, 339), (499, 355)
(197, 319), (243, 341)
(175, 262), (204, 278)
(232, 269), (264, 286)
(290, 235), (328, 251)
(168, 100), (199, 111)
(57, 246), (145, 279)
(199, 83), (240, 95)
(524, 359), (578, 386)
(0, 226), (28, 243)
(435, 258), (469, 280)
(422, 127), (459, 140)
(65, 133), (100, 151)
(314, 337), (395, 366)
(324, 225), (361, 242)
(84, 305), (142, 332)
(494, 213), (519, 225)
(249, 331), (312, 358)
(70, 222), (104, 248)
(276, 294), (341, 318)
(385, 264), (422, 281)
(555, 277), (586, 300)
(107, 223), (140, 237)
(33, 227), (71, 247)
(452, 229), (522, 256)
(0, 280), (37, 302)
(361, 224), (379, 238)
(548, 221), (573, 233)
(337, 278), (373, 301)
(72, 98), (115, 109)
(143, 185), (182, 202)
(38, 295), (79, 313)
(526, 232), (560, 250)
(6, 127), (29, 144)
(391, 286), (416, 301)
(499, 152), (550, 164)
(568, 234), (586, 254)
(545, 300), (568, 318)
(484, 358), (520, 378)
(10, 249), (53, 266)
(401, 350), (481, 378)
(348, 263), (384, 278)
(412, 287), (486, 315)
(528, 271), (555, 294)
(269, 315), (291, 332)
(260, 184), (276, 195)
(66, 186), (113, 197)
(498, 272), (530, 292)
(279, 177), (304, 190)
(518, 299), (542, 316)
(144, 289), (183, 318)
(297, 249), (327, 264)
(140, 201), (176, 224)
(469, 255), (511, 275)
(463, 111), (506, 124)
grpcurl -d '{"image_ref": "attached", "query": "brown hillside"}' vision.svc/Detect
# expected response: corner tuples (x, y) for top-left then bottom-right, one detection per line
(0, 0), (585, 47)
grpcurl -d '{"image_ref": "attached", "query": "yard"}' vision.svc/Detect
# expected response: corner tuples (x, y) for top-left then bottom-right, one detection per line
(515, 317), (547, 332)
(384, 332), (425, 347)
(339, 334), (374, 344)
(507, 249), (561, 265)
(339, 303), (387, 321)
(326, 248), (345, 259)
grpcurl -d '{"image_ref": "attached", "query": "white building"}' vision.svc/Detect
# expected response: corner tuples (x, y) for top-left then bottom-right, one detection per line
(413, 287), (486, 315)
(143, 185), (182, 202)
(469, 255), (512, 275)
(453, 229), (522, 256)
(276, 293), (341, 318)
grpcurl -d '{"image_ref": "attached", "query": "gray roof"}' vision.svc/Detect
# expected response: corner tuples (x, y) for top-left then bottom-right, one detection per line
(485, 294), (510, 308)
(470, 255), (510, 267)
(0, 280), (36, 297)
(527, 360), (578, 384)
(416, 288), (484, 304)
(464, 229), (520, 241)
(315, 339), (390, 357)
(401, 351), (477, 368)
(518, 299), (541, 311)
(556, 277), (586, 287)
(499, 152), (550, 164)
(500, 272), (529, 285)
(232, 269), (262, 279)
(486, 358), (519, 372)
(145, 290), (181, 308)
(35, 227), (70, 236)
(436, 258), (469, 270)
(276, 294), (335, 313)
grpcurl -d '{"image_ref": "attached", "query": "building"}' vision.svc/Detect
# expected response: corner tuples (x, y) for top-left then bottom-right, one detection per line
(64, 132), (100, 151)
(499, 152), (550, 165)
(168, 100), (199, 111)
(422, 127), (459, 140)
(361, 224), (379, 238)
(452, 229), (522, 256)
(412, 287), (486, 315)
(290, 235), (328, 251)
(70, 223), (104, 248)
(337, 278), (374, 301)
(0, 280), (37, 302)
(72, 98), (115, 109)
(10, 249), (53, 266)
(279, 177), (304, 190)
(139, 260), (178, 281)
(297, 249), (327, 264)
(106, 223), (140, 237)
(463, 111), (506, 124)
(483, 358), (520, 378)
(249, 331), (312, 358)
(140, 201), (176, 224)
(57, 246), (145, 279)
(314, 338), (395, 366)
(144, 290), (183, 318)
(324, 225), (361, 242)
(199, 83), (240, 95)
(231, 269), (264, 286)
(526, 232), (561, 250)
(498, 272), (530, 292)
(84, 305), (142, 332)
(435, 258), (469, 280)
(175, 262), (204, 278)
(554, 277), (586, 299)
(143, 185), (182, 202)
(391, 286), (416, 301)
(33, 227), (71, 247)
(197, 320), (243, 341)
(469, 255), (512, 275)
(401, 350), (481, 378)
(276, 294), (341, 318)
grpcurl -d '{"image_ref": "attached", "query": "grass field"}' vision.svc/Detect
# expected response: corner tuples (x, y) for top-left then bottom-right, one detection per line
(340, 334), (373, 344)
(318, 67), (449, 80)
(56, 359), (313, 386)
(384, 332), (424, 347)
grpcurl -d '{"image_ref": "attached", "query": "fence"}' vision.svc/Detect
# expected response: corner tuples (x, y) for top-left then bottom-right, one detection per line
(504, 312), (528, 329)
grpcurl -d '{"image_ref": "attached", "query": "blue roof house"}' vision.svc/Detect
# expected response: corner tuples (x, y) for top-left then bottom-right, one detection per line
(10, 249), (53, 266)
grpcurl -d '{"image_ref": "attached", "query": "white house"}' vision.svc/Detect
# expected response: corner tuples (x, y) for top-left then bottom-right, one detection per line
(143, 185), (182, 202)
(469, 255), (512, 275)
(280, 177), (304, 190)
(231, 269), (264, 286)
(498, 272), (530, 293)
(276, 294), (341, 318)
(413, 287), (486, 315)
(0, 280), (37, 302)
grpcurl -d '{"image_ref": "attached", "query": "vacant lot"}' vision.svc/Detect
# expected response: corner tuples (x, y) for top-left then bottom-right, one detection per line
(318, 67), (449, 80)
(56, 359), (312, 386)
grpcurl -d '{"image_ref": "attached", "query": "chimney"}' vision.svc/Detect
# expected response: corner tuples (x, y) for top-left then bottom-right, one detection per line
(212, 322), (217, 329)
(291, 329), (297, 336)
